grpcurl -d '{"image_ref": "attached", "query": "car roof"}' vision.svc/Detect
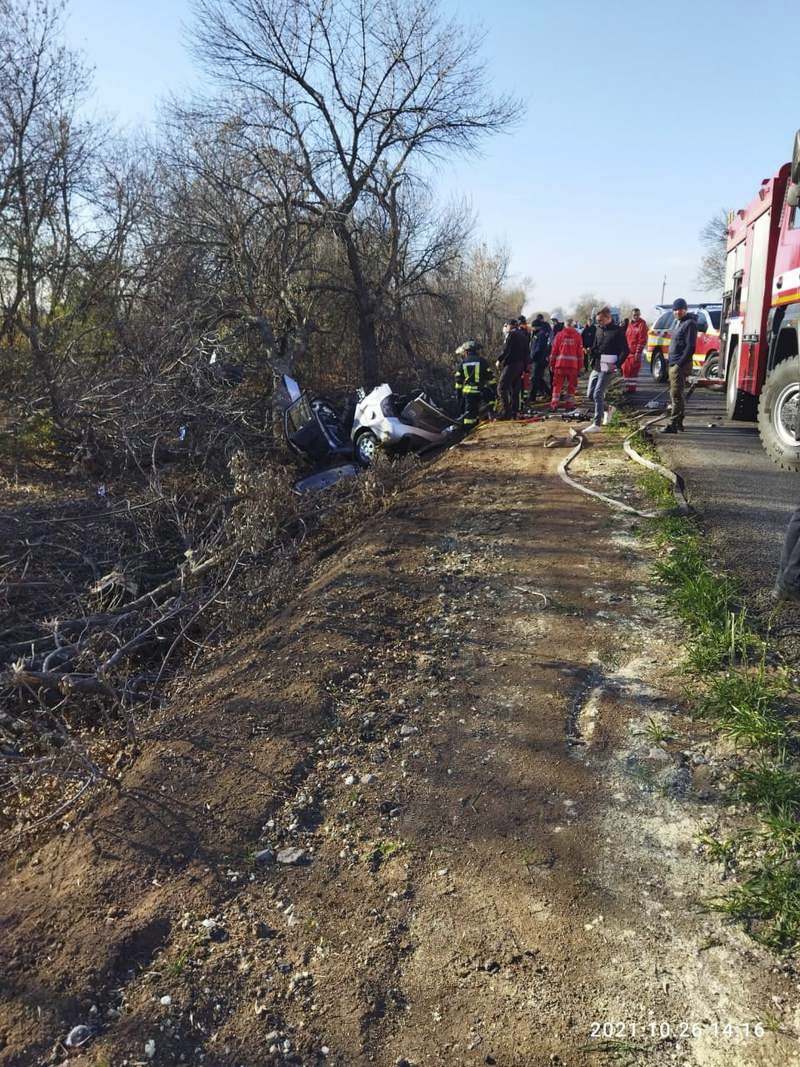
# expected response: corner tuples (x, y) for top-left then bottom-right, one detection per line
(654, 303), (722, 312)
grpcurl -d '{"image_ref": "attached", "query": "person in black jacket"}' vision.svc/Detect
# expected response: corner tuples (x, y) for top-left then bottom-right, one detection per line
(497, 320), (529, 418)
(584, 306), (628, 432)
(581, 320), (596, 372)
(660, 298), (698, 434)
(528, 314), (551, 403)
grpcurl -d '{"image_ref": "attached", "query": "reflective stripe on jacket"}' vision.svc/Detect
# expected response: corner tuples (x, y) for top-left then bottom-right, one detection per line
(455, 356), (496, 394)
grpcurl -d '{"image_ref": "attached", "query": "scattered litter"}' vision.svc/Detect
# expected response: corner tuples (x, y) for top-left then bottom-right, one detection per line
(144, 1038), (156, 1059)
(294, 464), (361, 494)
(276, 847), (306, 865)
(65, 1026), (93, 1049)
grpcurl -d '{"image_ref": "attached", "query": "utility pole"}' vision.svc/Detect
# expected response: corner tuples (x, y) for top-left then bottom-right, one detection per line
(660, 274), (667, 304)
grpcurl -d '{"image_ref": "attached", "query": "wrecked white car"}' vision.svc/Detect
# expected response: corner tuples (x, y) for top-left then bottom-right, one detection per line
(283, 376), (460, 470)
(351, 383), (459, 466)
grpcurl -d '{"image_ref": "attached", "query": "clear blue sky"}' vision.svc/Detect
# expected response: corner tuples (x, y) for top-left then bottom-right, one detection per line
(64, 0), (800, 318)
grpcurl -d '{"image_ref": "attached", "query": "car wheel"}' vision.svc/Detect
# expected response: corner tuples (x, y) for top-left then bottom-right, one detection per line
(354, 429), (380, 467)
(725, 342), (757, 421)
(700, 353), (721, 380)
(757, 356), (800, 471)
(650, 351), (668, 383)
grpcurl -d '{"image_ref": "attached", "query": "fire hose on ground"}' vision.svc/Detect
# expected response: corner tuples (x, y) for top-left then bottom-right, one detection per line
(556, 379), (701, 518)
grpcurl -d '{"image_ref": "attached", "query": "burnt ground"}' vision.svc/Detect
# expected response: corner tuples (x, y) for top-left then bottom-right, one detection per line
(1, 421), (798, 1067)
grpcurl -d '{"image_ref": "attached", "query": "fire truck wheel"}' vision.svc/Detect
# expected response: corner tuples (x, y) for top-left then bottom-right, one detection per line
(758, 356), (800, 472)
(649, 351), (668, 383)
(724, 342), (758, 421)
(700, 353), (721, 381)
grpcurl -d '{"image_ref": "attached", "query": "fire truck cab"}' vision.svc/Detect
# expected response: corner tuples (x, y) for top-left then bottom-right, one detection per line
(721, 133), (800, 470)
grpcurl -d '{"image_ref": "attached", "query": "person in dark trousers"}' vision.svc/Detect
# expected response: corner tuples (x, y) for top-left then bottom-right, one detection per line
(528, 313), (551, 402)
(660, 297), (697, 434)
(581, 319), (596, 372)
(497, 319), (528, 418)
(584, 306), (628, 432)
(775, 507), (800, 603)
(454, 339), (496, 428)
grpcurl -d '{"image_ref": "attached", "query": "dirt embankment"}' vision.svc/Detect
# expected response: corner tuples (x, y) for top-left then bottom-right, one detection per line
(1, 422), (797, 1067)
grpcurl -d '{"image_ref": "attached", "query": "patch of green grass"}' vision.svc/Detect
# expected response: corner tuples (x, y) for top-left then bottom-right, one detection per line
(638, 468), (674, 507)
(696, 832), (738, 865)
(375, 838), (406, 859)
(735, 761), (800, 816)
(637, 434), (800, 953)
(696, 669), (789, 751)
(707, 857), (800, 952)
(167, 949), (190, 976)
(644, 716), (674, 744)
(684, 611), (765, 675)
(577, 1037), (648, 1060)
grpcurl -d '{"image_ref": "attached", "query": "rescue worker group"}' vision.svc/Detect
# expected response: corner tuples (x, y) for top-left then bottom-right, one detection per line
(454, 298), (697, 434)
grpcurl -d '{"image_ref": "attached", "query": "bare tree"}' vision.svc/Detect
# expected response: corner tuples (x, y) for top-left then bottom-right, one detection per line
(570, 293), (608, 323)
(695, 209), (728, 293)
(190, 0), (521, 386)
(0, 0), (98, 418)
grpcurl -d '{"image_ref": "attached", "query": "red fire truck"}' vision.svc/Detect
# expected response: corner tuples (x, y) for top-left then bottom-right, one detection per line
(721, 131), (800, 470)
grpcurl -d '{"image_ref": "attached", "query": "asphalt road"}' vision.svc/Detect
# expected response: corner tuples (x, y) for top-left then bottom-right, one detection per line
(631, 371), (800, 608)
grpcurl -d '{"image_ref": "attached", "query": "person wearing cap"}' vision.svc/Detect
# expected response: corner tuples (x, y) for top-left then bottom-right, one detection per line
(660, 298), (697, 434)
(496, 319), (529, 418)
(455, 339), (496, 428)
(622, 308), (648, 394)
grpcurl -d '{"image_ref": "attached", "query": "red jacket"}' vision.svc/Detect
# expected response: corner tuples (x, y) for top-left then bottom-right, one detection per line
(550, 326), (583, 368)
(625, 318), (648, 359)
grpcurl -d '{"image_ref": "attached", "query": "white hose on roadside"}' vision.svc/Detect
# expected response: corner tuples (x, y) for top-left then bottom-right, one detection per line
(623, 412), (691, 515)
(557, 431), (659, 519)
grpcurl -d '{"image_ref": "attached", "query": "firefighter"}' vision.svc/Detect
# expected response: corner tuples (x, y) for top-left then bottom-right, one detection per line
(622, 308), (648, 393)
(455, 339), (496, 428)
(549, 318), (583, 411)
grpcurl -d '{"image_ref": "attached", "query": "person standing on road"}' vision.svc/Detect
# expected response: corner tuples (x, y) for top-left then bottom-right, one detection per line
(584, 306), (628, 433)
(775, 505), (800, 605)
(455, 339), (496, 429)
(622, 308), (648, 394)
(660, 298), (697, 434)
(497, 319), (529, 419)
(528, 314), (552, 403)
(549, 318), (583, 411)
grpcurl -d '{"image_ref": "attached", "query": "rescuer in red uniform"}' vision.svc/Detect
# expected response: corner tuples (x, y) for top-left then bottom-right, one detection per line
(549, 318), (583, 410)
(622, 308), (648, 393)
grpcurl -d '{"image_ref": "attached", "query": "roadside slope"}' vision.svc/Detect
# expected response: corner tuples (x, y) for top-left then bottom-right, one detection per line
(0, 423), (795, 1067)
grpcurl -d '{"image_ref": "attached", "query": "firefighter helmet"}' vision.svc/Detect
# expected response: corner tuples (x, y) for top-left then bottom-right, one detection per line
(456, 339), (483, 356)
